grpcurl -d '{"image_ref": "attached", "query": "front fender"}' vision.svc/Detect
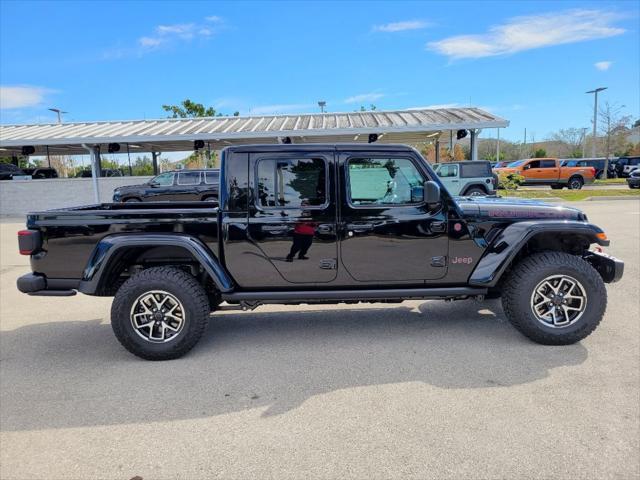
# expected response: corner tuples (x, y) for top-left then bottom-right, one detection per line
(469, 221), (608, 287)
(78, 233), (234, 295)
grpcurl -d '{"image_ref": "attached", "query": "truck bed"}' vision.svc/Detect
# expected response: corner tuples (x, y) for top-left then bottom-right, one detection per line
(26, 202), (220, 280)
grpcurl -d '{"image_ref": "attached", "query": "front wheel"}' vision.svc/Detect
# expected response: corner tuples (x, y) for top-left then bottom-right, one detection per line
(111, 267), (211, 360)
(501, 252), (606, 345)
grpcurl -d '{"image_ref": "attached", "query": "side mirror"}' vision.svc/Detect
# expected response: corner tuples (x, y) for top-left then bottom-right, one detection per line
(411, 186), (424, 203)
(423, 181), (441, 205)
(149, 181), (159, 187)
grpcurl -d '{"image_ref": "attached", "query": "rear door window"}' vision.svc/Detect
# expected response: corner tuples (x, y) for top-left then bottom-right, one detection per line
(437, 164), (458, 178)
(204, 171), (219, 184)
(540, 160), (557, 168)
(256, 158), (327, 208)
(460, 162), (491, 177)
(177, 171), (201, 185)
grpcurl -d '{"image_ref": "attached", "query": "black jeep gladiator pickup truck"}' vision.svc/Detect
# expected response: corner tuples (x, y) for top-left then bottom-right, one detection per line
(17, 144), (623, 360)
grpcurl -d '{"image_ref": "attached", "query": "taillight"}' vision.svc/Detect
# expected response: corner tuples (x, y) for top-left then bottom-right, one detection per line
(590, 167), (596, 177)
(18, 229), (41, 255)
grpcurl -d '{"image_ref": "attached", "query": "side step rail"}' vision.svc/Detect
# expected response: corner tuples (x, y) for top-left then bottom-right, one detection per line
(222, 287), (486, 304)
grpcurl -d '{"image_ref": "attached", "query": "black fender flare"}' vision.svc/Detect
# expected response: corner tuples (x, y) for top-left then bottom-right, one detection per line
(78, 233), (233, 295)
(460, 182), (490, 195)
(468, 221), (609, 287)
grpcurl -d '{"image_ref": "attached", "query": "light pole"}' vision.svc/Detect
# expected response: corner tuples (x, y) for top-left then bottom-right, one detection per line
(48, 108), (68, 123)
(318, 101), (326, 113)
(581, 127), (588, 158)
(586, 87), (606, 157)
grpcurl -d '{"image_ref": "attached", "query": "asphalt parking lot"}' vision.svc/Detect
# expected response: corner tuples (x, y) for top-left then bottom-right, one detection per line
(1, 200), (638, 480)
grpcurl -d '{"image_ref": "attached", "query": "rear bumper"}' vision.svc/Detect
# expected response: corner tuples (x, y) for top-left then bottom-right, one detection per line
(17, 273), (78, 296)
(584, 251), (624, 283)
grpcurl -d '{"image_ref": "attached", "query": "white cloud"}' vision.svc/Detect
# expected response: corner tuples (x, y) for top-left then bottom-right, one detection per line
(428, 9), (625, 60)
(139, 36), (163, 48)
(344, 93), (385, 104)
(595, 60), (613, 71)
(250, 103), (313, 115)
(0, 86), (53, 110)
(105, 16), (226, 58)
(373, 20), (430, 33)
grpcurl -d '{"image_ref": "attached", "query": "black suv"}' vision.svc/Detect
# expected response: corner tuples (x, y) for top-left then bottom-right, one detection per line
(22, 167), (59, 179)
(112, 169), (220, 203)
(0, 163), (26, 180)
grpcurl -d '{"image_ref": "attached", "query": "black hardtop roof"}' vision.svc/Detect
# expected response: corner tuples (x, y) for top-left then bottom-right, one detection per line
(223, 143), (420, 154)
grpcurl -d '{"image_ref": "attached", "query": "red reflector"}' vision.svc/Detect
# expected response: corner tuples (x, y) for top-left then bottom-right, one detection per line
(18, 229), (37, 255)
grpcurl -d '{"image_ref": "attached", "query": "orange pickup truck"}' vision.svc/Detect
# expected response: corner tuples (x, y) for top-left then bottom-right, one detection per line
(494, 157), (596, 190)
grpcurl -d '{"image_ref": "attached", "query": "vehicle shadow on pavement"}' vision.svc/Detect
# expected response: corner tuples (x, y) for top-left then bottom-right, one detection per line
(0, 300), (588, 431)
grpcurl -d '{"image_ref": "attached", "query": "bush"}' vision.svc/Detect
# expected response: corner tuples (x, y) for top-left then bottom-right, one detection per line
(498, 173), (524, 191)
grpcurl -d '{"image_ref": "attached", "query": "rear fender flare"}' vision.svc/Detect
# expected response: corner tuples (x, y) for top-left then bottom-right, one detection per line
(468, 221), (608, 287)
(78, 233), (233, 295)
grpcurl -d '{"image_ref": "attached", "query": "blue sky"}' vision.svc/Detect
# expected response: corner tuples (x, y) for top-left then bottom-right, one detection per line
(0, 0), (638, 142)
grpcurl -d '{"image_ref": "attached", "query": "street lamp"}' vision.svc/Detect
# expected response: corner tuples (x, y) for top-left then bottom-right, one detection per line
(317, 101), (326, 113)
(48, 108), (68, 123)
(585, 87), (606, 157)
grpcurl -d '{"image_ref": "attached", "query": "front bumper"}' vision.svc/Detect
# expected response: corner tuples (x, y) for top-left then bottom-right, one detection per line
(584, 251), (624, 283)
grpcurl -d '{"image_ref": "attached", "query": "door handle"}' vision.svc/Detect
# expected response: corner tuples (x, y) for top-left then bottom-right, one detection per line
(317, 224), (334, 234)
(346, 223), (374, 233)
(262, 225), (289, 234)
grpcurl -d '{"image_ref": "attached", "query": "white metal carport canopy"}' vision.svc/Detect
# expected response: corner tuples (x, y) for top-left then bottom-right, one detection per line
(0, 107), (508, 155)
(0, 107), (508, 202)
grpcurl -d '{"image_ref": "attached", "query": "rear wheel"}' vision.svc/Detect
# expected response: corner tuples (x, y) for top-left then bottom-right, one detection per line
(567, 176), (584, 190)
(202, 196), (218, 203)
(501, 252), (606, 345)
(111, 267), (211, 360)
(464, 187), (486, 196)
(124, 198), (142, 203)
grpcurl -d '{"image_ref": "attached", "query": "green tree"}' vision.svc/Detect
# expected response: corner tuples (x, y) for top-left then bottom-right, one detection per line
(533, 148), (547, 158)
(162, 99), (217, 118)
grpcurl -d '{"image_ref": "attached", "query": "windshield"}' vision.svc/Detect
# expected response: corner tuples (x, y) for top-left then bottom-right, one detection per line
(507, 160), (525, 167)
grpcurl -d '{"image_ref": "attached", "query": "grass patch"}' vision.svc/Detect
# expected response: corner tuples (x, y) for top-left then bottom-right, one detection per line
(499, 189), (640, 201)
(594, 178), (627, 185)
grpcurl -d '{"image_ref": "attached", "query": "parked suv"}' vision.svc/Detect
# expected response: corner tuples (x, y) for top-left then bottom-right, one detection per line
(613, 156), (640, 178)
(433, 161), (495, 196)
(626, 169), (640, 189)
(112, 169), (220, 203)
(22, 167), (59, 179)
(0, 163), (26, 180)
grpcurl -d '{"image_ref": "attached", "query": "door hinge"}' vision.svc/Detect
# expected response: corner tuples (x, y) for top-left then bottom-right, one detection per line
(319, 259), (337, 270)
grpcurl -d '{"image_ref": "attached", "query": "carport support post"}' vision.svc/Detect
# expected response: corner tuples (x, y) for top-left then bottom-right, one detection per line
(435, 140), (440, 163)
(470, 129), (479, 161)
(152, 152), (159, 175)
(82, 144), (101, 203)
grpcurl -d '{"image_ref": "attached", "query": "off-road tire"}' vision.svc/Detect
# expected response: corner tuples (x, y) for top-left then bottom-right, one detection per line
(501, 252), (606, 345)
(464, 187), (486, 196)
(111, 266), (210, 360)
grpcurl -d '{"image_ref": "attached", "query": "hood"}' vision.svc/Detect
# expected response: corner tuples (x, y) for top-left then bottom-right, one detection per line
(456, 195), (586, 221)
(114, 183), (147, 192)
